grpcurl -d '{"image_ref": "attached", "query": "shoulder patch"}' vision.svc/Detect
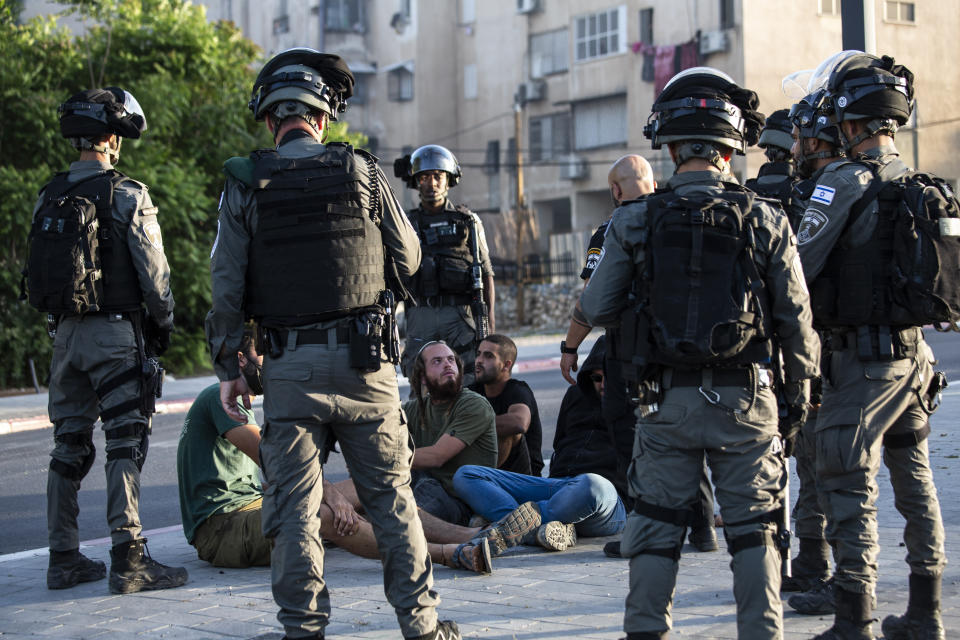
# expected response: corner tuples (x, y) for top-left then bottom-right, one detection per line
(810, 184), (835, 205)
(584, 247), (604, 272)
(143, 220), (164, 251)
(222, 156), (256, 187)
(797, 209), (828, 245)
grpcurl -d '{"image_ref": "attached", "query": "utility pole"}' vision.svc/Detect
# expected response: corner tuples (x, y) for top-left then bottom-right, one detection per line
(514, 98), (527, 326)
(840, 0), (876, 54)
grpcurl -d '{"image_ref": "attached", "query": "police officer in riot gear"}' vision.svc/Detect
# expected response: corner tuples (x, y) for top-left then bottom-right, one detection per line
(776, 90), (846, 598)
(580, 67), (820, 640)
(400, 144), (495, 387)
(794, 51), (947, 640)
(35, 88), (185, 593)
(206, 48), (459, 640)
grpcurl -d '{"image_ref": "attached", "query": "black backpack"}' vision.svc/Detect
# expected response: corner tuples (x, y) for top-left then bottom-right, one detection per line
(850, 163), (960, 329)
(639, 184), (769, 366)
(23, 171), (122, 315)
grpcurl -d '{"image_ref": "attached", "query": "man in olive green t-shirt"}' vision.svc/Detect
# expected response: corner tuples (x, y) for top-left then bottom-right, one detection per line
(403, 341), (498, 525)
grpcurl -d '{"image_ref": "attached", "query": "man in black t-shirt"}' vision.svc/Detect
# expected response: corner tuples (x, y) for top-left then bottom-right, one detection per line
(469, 334), (544, 476)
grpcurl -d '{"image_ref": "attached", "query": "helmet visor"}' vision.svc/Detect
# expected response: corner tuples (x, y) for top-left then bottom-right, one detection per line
(119, 90), (147, 132)
(782, 69), (813, 100)
(808, 50), (863, 94)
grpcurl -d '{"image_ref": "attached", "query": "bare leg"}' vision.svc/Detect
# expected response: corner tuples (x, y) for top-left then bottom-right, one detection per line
(333, 478), (481, 543)
(319, 504), (484, 573)
(417, 508), (481, 543)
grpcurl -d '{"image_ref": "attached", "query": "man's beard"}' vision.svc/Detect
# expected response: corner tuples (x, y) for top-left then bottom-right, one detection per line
(474, 364), (497, 385)
(425, 370), (463, 401)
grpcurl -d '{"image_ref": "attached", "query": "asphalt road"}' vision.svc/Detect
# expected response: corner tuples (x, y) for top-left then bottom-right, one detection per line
(0, 367), (570, 555)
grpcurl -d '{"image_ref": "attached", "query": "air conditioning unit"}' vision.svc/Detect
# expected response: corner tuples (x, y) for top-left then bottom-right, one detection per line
(517, 0), (540, 15)
(517, 79), (546, 104)
(699, 30), (730, 56)
(559, 154), (588, 181)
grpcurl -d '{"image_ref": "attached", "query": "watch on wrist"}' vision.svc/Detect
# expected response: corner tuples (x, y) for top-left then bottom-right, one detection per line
(560, 340), (578, 355)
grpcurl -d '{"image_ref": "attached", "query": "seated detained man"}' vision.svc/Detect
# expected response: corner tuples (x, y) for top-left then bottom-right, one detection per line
(404, 341), (498, 525)
(468, 334), (544, 476)
(176, 331), (494, 574)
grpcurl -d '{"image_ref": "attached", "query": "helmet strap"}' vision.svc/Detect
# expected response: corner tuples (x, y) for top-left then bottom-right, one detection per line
(839, 117), (898, 154)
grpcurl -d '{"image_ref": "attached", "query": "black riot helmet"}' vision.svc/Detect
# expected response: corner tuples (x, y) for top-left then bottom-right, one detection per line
(757, 109), (794, 154)
(249, 48), (354, 123)
(409, 145), (462, 187)
(809, 51), (914, 150)
(59, 87), (147, 140)
(788, 89), (841, 147)
(644, 67), (765, 156)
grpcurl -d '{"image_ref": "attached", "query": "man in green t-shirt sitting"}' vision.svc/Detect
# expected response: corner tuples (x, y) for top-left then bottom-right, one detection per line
(176, 332), (494, 573)
(402, 341), (498, 525)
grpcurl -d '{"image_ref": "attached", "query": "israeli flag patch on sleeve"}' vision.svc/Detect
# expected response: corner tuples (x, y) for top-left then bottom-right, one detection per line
(810, 184), (836, 205)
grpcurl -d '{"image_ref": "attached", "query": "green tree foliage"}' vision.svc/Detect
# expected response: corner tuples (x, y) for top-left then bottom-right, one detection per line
(1, 0), (367, 387)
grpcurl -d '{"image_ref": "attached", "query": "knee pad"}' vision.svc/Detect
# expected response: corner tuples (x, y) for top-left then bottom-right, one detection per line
(105, 422), (150, 471)
(50, 429), (96, 480)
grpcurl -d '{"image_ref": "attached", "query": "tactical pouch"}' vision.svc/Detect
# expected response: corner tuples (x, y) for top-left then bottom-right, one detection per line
(140, 357), (163, 416)
(349, 314), (383, 372)
(437, 255), (472, 292)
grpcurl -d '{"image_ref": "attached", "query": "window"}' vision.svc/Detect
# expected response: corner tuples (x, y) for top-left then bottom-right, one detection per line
(639, 8), (654, 44)
(325, 0), (365, 32)
(274, 0), (289, 34)
(574, 6), (627, 63)
(388, 67), (414, 101)
(530, 29), (569, 77)
(464, 64), (477, 100)
(529, 112), (571, 162)
(484, 140), (500, 174)
(487, 172), (501, 210)
(719, 0), (735, 29)
(399, 0), (412, 19)
(351, 72), (372, 104)
(819, 0), (840, 16)
(573, 95), (627, 150)
(885, 1), (915, 23)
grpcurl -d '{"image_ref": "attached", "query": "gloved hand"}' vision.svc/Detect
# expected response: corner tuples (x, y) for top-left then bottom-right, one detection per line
(144, 317), (172, 356)
(779, 379), (810, 457)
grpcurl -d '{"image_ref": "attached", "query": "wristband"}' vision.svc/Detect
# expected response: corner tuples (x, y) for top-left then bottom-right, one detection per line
(560, 340), (578, 355)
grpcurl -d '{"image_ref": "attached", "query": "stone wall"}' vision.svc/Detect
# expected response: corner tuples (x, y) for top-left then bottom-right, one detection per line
(495, 282), (581, 335)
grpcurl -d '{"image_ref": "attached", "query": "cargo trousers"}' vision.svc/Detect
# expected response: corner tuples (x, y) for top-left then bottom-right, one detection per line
(815, 330), (946, 594)
(258, 326), (438, 639)
(47, 314), (148, 551)
(622, 369), (785, 639)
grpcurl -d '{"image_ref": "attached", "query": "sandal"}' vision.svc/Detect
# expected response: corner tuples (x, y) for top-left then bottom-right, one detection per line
(451, 537), (493, 575)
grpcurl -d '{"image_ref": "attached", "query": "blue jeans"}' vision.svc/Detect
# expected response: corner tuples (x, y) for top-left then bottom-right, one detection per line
(452, 465), (626, 537)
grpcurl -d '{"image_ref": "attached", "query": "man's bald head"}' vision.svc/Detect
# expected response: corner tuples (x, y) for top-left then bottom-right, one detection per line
(608, 154), (656, 206)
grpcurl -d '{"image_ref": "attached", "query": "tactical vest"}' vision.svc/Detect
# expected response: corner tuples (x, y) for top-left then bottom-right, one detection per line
(26, 170), (142, 315)
(810, 159), (960, 328)
(745, 162), (808, 233)
(407, 204), (474, 298)
(617, 185), (774, 375)
(246, 144), (386, 325)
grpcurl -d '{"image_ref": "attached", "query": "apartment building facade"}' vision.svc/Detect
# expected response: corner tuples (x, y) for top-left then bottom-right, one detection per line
(24, 0), (960, 267)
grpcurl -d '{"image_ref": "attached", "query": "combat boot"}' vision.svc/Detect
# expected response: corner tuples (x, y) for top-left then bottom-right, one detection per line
(475, 501), (541, 555)
(789, 577), (836, 615)
(619, 632), (667, 639)
(811, 586), (875, 640)
(781, 537), (831, 592)
(108, 538), (188, 594)
(405, 620), (461, 640)
(881, 573), (945, 640)
(47, 549), (106, 589)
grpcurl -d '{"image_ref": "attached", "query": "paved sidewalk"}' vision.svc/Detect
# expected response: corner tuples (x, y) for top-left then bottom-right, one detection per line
(2, 330), (957, 638)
